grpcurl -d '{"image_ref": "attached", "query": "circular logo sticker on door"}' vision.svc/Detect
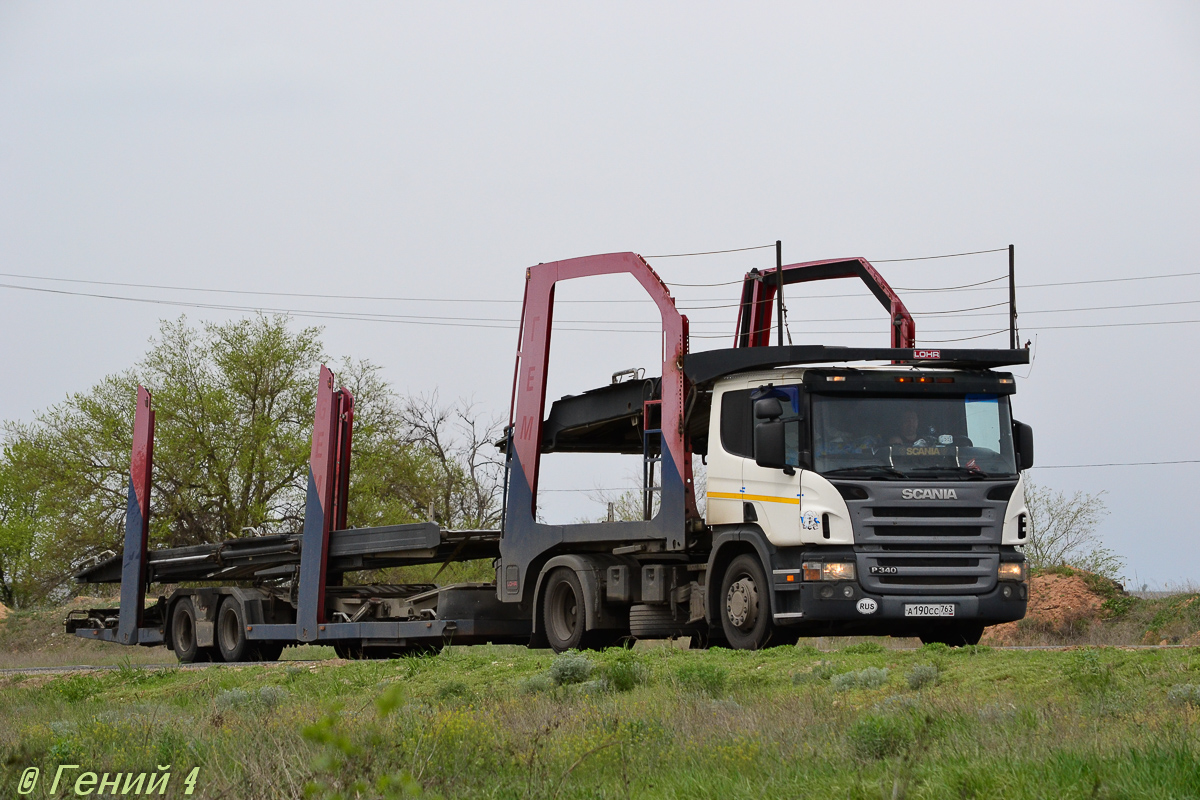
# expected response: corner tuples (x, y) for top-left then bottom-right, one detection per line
(856, 598), (878, 615)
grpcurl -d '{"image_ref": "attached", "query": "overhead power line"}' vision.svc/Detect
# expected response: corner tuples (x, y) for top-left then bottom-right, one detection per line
(646, 244), (775, 259)
(3, 269), (1198, 308)
(894, 276), (1008, 292)
(524, 458), (1200, 493)
(676, 272), (1200, 308)
(873, 247), (1009, 263)
(3, 281), (1200, 337)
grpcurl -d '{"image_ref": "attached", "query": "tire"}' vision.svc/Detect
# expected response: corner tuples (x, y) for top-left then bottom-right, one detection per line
(334, 641), (439, 659)
(542, 568), (587, 653)
(216, 597), (256, 662)
(719, 554), (776, 650)
(919, 623), (985, 647)
(334, 640), (364, 659)
(256, 642), (285, 662)
(170, 598), (202, 664)
(629, 604), (689, 639)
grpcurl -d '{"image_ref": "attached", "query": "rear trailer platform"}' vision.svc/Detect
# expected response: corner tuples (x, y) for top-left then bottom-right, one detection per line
(73, 523), (500, 585)
(67, 372), (529, 658)
(67, 524), (526, 650)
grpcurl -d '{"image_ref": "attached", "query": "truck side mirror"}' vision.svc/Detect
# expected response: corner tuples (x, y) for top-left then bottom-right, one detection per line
(754, 397), (783, 420)
(1013, 421), (1034, 470)
(754, 420), (787, 470)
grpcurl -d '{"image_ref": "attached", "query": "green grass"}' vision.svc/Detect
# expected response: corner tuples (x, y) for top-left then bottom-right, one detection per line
(3, 644), (1199, 799)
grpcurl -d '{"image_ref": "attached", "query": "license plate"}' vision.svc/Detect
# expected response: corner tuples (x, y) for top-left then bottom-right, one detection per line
(904, 603), (956, 617)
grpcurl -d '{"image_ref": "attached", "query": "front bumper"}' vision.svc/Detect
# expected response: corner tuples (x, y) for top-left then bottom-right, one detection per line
(773, 581), (1027, 631)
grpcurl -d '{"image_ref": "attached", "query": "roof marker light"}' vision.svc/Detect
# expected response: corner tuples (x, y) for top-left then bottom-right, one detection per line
(827, 376), (846, 382)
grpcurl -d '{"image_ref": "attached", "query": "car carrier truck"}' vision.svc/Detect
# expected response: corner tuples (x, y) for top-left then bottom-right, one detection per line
(66, 251), (1033, 660)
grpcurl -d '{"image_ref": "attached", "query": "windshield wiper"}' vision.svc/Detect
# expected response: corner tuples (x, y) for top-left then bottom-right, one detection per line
(823, 466), (907, 479)
(907, 466), (992, 479)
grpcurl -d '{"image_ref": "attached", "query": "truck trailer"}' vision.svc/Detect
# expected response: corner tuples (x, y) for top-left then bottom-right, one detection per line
(67, 251), (1033, 659)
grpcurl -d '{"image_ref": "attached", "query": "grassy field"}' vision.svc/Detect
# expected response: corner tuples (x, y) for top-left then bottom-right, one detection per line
(2, 642), (1199, 799)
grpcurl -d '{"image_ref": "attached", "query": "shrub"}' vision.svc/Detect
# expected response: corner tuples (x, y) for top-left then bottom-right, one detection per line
(214, 688), (254, 711)
(832, 667), (890, 692)
(907, 663), (939, 690)
(549, 651), (594, 686)
(601, 652), (647, 692)
(841, 641), (885, 655)
(921, 642), (951, 655)
(793, 660), (842, 685)
(215, 686), (289, 712)
(436, 680), (472, 701)
(676, 662), (728, 697)
(519, 674), (554, 695)
(1064, 648), (1115, 696)
(257, 685), (290, 709)
(1166, 684), (1200, 708)
(847, 713), (916, 759)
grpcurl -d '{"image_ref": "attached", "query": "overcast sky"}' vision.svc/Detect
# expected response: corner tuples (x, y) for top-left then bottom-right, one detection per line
(1, 2), (1197, 585)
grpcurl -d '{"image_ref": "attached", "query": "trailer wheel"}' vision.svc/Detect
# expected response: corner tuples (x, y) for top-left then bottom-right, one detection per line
(170, 598), (204, 663)
(918, 623), (984, 647)
(216, 597), (256, 662)
(719, 554), (775, 650)
(542, 568), (587, 653)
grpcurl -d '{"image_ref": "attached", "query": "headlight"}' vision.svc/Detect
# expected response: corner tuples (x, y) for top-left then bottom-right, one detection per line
(998, 562), (1026, 581)
(801, 561), (856, 581)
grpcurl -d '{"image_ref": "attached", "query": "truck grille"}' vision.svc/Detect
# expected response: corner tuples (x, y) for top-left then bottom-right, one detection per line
(873, 506), (984, 518)
(878, 576), (981, 587)
(829, 480), (1011, 595)
(858, 550), (998, 595)
(873, 525), (981, 537)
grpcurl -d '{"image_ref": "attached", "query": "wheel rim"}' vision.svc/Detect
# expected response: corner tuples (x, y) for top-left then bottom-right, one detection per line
(548, 581), (580, 644)
(177, 611), (195, 651)
(219, 608), (238, 651)
(725, 573), (759, 631)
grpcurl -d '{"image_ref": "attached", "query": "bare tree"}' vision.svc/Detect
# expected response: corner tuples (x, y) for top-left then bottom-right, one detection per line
(1023, 479), (1124, 580)
(401, 392), (505, 529)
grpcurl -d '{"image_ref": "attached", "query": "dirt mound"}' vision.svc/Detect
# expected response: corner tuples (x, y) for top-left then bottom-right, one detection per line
(983, 572), (1109, 645)
(0, 602), (8, 621)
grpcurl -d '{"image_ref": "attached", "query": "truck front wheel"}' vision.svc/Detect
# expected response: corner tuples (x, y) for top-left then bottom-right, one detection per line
(542, 568), (587, 653)
(719, 554), (775, 650)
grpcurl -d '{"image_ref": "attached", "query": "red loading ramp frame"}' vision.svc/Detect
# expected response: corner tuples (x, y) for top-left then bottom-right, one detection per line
(296, 364), (354, 641)
(735, 257), (916, 349)
(500, 252), (698, 603)
(117, 386), (155, 645)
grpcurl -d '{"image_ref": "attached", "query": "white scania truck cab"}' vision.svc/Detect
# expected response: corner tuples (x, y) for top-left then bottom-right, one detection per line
(703, 363), (1031, 647)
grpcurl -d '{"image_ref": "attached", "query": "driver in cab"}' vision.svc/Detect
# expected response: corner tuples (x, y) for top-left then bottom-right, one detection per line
(890, 409), (923, 446)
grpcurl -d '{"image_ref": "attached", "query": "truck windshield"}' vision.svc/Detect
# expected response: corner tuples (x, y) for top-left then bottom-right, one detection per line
(811, 393), (1017, 478)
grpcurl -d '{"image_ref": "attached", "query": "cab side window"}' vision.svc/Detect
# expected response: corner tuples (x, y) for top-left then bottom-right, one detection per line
(719, 389), (754, 458)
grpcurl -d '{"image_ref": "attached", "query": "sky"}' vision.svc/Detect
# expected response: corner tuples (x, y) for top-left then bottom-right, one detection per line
(1, 2), (1197, 586)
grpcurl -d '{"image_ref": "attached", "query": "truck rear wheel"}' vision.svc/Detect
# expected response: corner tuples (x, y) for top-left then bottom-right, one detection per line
(170, 598), (209, 663)
(719, 554), (775, 650)
(542, 567), (587, 653)
(216, 597), (256, 662)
